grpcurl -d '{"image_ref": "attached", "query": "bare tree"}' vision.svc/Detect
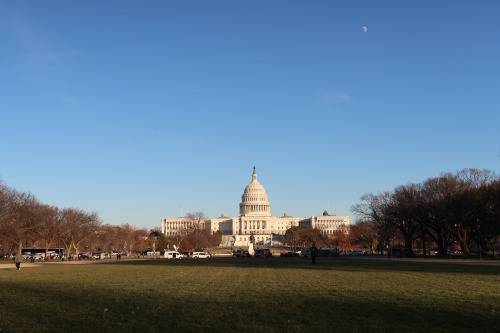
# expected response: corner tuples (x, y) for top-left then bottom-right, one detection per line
(6, 190), (40, 252)
(483, 179), (500, 256)
(332, 224), (352, 254)
(35, 204), (63, 259)
(284, 226), (327, 249)
(185, 212), (213, 250)
(419, 177), (456, 257)
(0, 179), (16, 255)
(120, 224), (148, 254)
(352, 191), (393, 252)
(384, 183), (423, 257)
(350, 220), (379, 254)
(60, 208), (100, 257)
(131, 228), (148, 254)
(185, 212), (208, 232)
(447, 169), (497, 256)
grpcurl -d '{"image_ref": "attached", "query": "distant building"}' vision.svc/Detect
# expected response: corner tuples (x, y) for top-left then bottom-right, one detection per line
(162, 168), (349, 247)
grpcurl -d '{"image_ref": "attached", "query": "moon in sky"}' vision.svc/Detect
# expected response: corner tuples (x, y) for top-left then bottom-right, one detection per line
(362, 26), (368, 32)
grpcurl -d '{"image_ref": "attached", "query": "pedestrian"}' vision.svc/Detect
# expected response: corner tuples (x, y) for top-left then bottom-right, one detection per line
(310, 244), (318, 265)
(14, 252), (23, 271)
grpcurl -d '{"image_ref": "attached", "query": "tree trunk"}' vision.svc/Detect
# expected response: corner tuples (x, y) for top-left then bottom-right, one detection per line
(404, 233), (414, 257)
(420, 231), (426, 257)
(73, 242), (80, 258)
(456, 229), (471, 256)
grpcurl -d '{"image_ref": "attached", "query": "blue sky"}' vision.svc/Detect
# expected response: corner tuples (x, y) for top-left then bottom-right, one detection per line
(1, 1), (499, 230)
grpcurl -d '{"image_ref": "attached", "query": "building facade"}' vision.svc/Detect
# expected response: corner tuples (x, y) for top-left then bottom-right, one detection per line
(162, 168), (349, 247)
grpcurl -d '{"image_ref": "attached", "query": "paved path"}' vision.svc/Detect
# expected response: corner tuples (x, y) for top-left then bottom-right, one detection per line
(2, 256), (499, 269)
(0, 258), (147, 269)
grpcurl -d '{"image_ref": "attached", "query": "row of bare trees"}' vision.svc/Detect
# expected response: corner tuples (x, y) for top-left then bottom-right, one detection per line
(351, 168), (500, 257)
(149, 212), (223, 253)
(283, 226), (327, 249)
(282, 224), (353, 253)
(0, 177), (149, 257)
(1, 174), (222, 258)
(97, 224), (149, 255)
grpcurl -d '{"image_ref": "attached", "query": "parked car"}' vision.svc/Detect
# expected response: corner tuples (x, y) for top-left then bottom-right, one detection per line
(255, 249), (273, 257)
(347, 251), (363, 256)
(233, 249), (251, 257)
(319, 248), (339, 257)
(280, 251), (299, 257)
(193, 252), (211, 259)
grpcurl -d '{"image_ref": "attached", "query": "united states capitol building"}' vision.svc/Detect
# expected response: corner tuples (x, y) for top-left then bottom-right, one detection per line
(161, 168), (349, 247)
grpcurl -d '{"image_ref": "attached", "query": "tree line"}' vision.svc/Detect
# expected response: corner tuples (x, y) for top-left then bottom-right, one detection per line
(280, 169), (499, 258)
(0, 177), (221, 258)
(351, 168), (500, 257)
(281, 224), (351, 253)
(3, 167), (498, 258)
(0, 177), (149, 258)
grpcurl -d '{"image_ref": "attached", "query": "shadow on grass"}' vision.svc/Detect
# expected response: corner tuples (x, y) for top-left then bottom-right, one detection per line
(102, 257), (500, 276)
(2, 258), (499, 332)
(1, 276), (498, 333)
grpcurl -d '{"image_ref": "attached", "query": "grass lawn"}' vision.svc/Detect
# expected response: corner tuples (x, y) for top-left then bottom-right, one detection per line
(0, 257), (499, 332)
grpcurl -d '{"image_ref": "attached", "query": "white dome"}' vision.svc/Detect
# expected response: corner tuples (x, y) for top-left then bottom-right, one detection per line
(239, 167), (271, 216)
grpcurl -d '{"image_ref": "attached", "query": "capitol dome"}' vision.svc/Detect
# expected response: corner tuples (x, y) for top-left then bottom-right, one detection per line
(239, 167), (271, 217)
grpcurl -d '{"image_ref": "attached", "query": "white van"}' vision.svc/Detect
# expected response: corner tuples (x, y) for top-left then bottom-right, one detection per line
(92, 252), (106, 260)
(164, 251), (184, 259)
(193, 252), (211, 259)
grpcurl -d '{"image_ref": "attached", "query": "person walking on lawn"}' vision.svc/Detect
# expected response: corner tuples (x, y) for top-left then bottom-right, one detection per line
(310, 244), (318, 265)
(15, 252), (23, 270)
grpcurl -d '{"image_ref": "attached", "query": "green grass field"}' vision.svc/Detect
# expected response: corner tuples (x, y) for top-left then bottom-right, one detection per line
(1, 257), (499, 332)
